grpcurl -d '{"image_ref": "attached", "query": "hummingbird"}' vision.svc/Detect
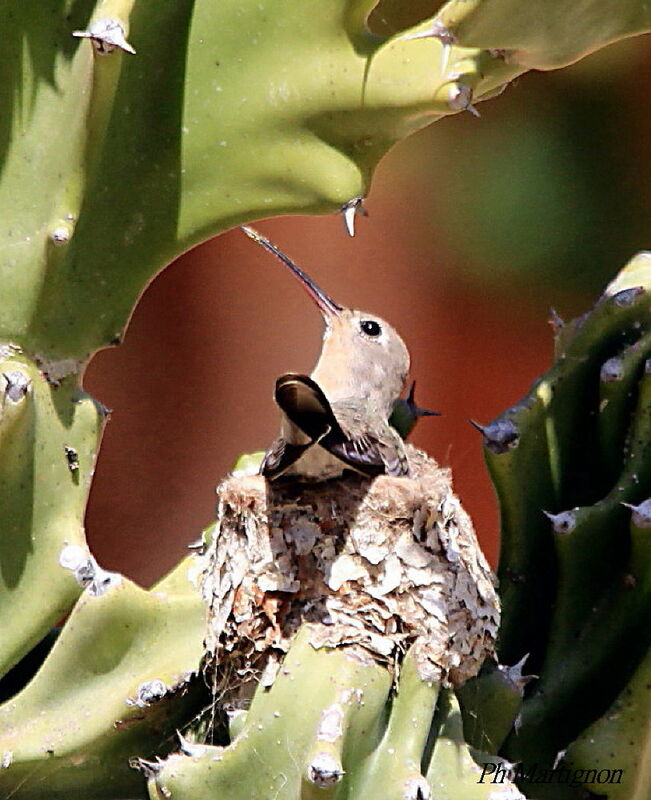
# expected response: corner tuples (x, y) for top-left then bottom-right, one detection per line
(241, 226), (435, 482)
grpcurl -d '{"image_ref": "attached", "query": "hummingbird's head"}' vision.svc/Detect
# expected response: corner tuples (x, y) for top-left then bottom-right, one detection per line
(240, 225), (410, 412)
(320, 308), (410, 413)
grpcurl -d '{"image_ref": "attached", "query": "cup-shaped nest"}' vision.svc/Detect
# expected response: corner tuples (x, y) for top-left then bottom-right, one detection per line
(200, 446), (499, 694)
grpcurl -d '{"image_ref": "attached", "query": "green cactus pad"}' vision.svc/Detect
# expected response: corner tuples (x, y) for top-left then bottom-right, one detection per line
(564, 612), (651, 799)
(148, 630), (524, 800)
(0, 558), (206, 799)
(147, 625), (393, 800)
(597, 331), (651, 487)
(0, 352), (103, 679)
(436, 0), (651, 69)
(426, 689), (524, 799)
(344, 649), (440, 799)
(0, 0), (523, 365)
(457, 657), (530, 755)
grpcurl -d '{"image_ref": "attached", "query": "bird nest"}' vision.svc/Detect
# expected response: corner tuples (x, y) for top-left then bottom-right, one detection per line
(198, 445), (499, 696)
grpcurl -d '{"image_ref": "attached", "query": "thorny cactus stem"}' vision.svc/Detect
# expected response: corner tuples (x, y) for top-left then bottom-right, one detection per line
(6, 0), (651, 364)
(0, 0), (515, 365)
(466, 252), (651, 797)
(0, 555), (207, 800)
(0, 351), (102, 678)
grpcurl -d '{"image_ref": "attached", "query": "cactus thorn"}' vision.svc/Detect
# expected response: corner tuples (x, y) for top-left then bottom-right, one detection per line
(59, 545), (122, 595)
(470, 418), (519, 454)
(400, 19), (455, 47)
(73, 18), (136, 55)
(600, 357), (624, 383)
(176, 730), (211, 757)
(130, 757), (162, 778)
(499, 654), (537, 693)
(446, 84), (480, 117)
(50, 226), (71, 246)
(542, 509), (577, 534)
(548, 307), (564, 331)
(340, 197), (367, 237)
(406, 381), (441, 418)
(389, 383), (440, 438)
(612, 286), (644, 307)
(127, 679), (168, 708)
(187, 536), (206, 553)
(621, 498), (651, 528)
(399, 19), (456, 73)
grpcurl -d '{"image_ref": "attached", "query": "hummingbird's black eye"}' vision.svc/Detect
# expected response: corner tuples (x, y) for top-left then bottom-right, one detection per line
(360, 319), (382, 337)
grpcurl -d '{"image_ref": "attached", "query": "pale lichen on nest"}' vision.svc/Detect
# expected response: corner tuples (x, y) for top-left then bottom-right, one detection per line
(199, 445), (499, 693)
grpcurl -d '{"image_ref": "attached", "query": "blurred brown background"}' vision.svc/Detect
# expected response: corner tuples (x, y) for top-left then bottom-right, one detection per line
(83, 35), (651, 587)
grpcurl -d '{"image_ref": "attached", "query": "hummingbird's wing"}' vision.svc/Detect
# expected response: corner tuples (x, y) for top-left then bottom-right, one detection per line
(262, 375), (409, 479)
(260, 374), (334, 479)
(325, 400), (410, 478)
(273, 374), (334, 441)
(260, 437), (312, 479)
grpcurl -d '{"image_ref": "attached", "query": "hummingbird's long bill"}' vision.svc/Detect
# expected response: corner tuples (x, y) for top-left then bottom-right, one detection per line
(240, 225), (342, 318)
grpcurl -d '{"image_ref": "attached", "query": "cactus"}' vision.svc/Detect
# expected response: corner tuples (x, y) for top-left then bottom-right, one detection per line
(0, 354), (101, 678)
(1, 1), (651, 799)
(565, 646), (651, 800)
(435, 0), (651, 69)
(0, 554), (207, 798)
(468, 252), (651, 797)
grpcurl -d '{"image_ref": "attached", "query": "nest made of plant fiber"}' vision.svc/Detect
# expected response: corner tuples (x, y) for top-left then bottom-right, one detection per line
(199, 445), (499, 695)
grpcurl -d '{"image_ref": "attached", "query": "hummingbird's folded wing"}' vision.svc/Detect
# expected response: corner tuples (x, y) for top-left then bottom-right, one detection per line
(274, 373), (335, 441)
(325, 401), (409, 478)
(264, 375), (409, 479)
(260, 374), (333, 479)
(260, 437), (312, 479)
